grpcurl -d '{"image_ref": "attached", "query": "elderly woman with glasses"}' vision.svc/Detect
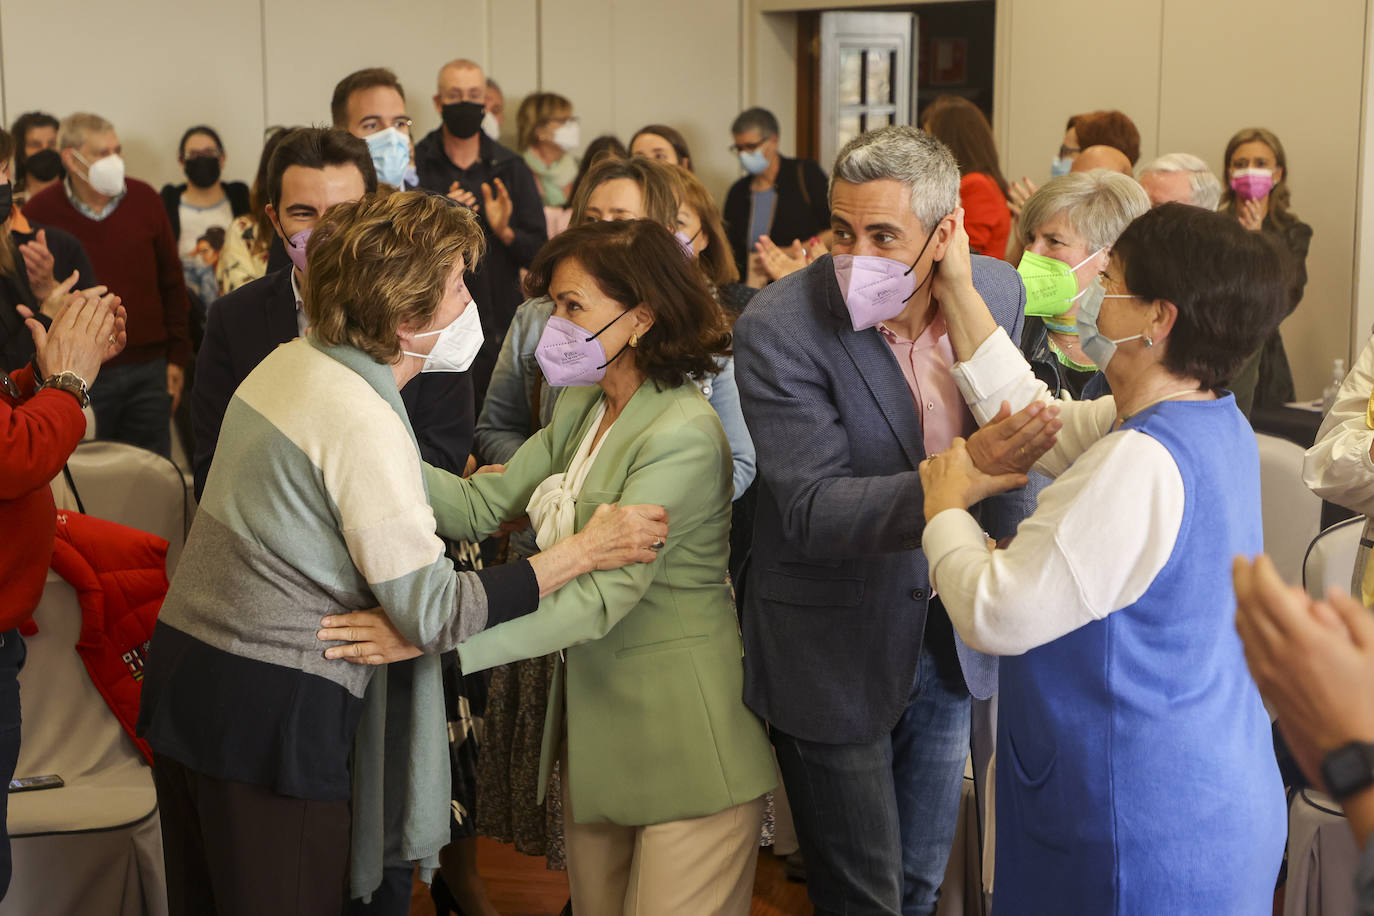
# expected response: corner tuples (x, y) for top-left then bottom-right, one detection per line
(919, 202), (1291, 912)
(137, 191), (666, 916)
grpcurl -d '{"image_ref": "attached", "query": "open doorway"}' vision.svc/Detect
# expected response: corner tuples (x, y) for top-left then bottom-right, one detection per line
(795, 1), (997, 169)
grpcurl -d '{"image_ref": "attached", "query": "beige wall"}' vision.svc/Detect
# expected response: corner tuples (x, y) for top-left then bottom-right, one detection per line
(993, 0), (1370, 398)
(0, 0), (751, 205)
(3, 0), (1369, 399)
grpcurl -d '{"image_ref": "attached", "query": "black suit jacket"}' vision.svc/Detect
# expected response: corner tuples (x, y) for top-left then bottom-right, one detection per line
(192, 267), (474, 500)
(723, 155), (831, 278)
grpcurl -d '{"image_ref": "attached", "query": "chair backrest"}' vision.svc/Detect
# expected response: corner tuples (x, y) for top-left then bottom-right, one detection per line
(1303, 517), (1364, 601)
(57, 440), (190, 575)
(1257, 433), (1324, 584)
(15, 574), (143, 785)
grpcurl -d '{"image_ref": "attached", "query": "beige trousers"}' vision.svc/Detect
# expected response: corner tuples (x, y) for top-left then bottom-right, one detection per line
(560, 749), (765, 916)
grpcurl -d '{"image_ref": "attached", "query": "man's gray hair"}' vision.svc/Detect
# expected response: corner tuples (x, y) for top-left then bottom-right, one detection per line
(829, 126), (959, 233)
(1137, 152), (1223, 210)
(731, 107), (779, 138)
(1018, 169), (1150, 252)
(59, 113), (114, 151)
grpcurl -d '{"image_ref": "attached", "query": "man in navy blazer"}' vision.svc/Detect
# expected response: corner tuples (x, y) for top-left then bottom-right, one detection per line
(734, 126), (1029, 916)
(192, 127), (474, 500)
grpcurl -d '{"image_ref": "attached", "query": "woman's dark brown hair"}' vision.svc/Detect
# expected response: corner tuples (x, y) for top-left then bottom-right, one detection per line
(566, 136), (628, 206)
(1072, 110), (1141, 166)
(630, 124), (694, 172)
(524, 220), (731, 388)
(921, 96), (1008, 198)
(1112, 202), (1289, 389)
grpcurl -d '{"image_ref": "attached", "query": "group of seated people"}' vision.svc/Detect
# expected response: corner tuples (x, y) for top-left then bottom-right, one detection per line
(1, 47), (1368, 916)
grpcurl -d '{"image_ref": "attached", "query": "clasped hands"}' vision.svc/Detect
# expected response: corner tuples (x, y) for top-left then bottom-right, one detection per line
(19, 270), (127, 382)
(316, 501), (670, 666)
(919, 400), (1061, 521)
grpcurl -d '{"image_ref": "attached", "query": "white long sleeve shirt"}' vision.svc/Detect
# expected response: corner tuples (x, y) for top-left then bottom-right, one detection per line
(1303, 334), (1374, 515)
(923, 328), (1187, 655)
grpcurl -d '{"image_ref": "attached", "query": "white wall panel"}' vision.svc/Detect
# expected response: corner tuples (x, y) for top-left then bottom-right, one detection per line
(998, 0), (1163, 190)
(1, 0), (265, 188)
(261, 0), (487, 150)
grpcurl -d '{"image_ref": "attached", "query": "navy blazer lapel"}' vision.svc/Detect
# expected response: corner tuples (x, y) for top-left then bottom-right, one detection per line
(821, 266), (926, 470)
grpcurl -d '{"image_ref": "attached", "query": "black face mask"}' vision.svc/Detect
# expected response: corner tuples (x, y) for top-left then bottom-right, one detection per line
(184, 156), (222, 189)
(24, 149), (64, 183)
(442, 101), (486, 140)
(0, 183), (12, 215)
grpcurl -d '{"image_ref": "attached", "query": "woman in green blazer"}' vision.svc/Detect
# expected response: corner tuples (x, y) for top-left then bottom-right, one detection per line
(322, 219), (776, 915)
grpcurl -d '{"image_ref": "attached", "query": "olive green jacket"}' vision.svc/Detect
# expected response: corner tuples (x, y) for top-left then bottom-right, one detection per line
(423, 380), (775, 826)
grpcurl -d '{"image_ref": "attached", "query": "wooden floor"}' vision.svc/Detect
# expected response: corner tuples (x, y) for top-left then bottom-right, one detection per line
(409, 839), (813, 915)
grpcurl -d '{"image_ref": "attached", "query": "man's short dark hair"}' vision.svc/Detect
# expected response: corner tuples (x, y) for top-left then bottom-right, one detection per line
(731, 107), (779, 138)
(1112, 202), (1290, 389)
(330, 68), (406, 128)
(266, 127), (378, 208)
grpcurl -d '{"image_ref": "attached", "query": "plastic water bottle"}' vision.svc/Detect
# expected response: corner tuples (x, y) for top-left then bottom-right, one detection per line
(1322, 358), (1347, 413)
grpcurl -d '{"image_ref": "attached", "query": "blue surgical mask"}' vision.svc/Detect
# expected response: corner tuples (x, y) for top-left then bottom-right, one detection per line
(1075, 288), (1143, 369)
(739, 148), (769, 175)
(366, 127), (412, 188)
(1050, 156), (1073, 179)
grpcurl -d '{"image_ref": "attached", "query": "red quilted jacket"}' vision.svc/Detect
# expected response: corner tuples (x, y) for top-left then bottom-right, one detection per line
(37, 511), (169, 764)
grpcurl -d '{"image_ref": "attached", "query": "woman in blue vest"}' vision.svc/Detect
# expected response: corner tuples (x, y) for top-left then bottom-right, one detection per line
(918, 202), (1289, 913)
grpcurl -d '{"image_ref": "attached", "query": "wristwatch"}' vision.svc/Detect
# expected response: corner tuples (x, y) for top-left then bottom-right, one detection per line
(37, 370), (91, 408)
(1320, 741), (1374, 801)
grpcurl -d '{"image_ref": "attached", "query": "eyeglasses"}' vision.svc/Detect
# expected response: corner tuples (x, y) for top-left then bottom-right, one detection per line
(1058, 144), (1081, 158)
(729, 137), (771, 154)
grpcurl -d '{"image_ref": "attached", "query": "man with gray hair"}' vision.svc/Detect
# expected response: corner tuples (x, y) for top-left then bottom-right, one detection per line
(27, 113), (191, 458)
(724, 106), (830, 280)
(1137, 152), (1223, 210)
(734, 125), (1031, 915)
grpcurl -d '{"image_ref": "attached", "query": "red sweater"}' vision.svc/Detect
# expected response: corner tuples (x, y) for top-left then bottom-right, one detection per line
(960, 172), (1012, 261)
(0, 366), (86, 629)
(25, 179), (191, 368)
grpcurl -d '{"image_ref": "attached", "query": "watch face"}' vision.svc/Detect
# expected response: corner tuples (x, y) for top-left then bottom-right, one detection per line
(1325, 745), (1374, 797)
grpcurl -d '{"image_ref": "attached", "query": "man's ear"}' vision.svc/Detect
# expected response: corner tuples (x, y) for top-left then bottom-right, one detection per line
(930, 212), (959, 262)
(265, 203), (285, 242)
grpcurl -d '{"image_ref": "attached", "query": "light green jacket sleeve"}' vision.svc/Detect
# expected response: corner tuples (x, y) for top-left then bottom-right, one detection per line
(457, 413), (728, 672)
(422, 421), (559, 543)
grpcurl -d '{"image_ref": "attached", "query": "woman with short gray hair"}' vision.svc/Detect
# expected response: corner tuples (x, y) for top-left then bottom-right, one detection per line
(1014, 169), (1150, 398)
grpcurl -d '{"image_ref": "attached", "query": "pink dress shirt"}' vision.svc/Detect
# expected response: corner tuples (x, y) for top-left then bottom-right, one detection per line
(878, 311), (975, 458)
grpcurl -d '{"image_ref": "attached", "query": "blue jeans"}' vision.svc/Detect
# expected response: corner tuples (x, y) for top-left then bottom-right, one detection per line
(771, 605), (971, 916)
(0, 630), (27, 902)
(89, 359), (172, 458)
